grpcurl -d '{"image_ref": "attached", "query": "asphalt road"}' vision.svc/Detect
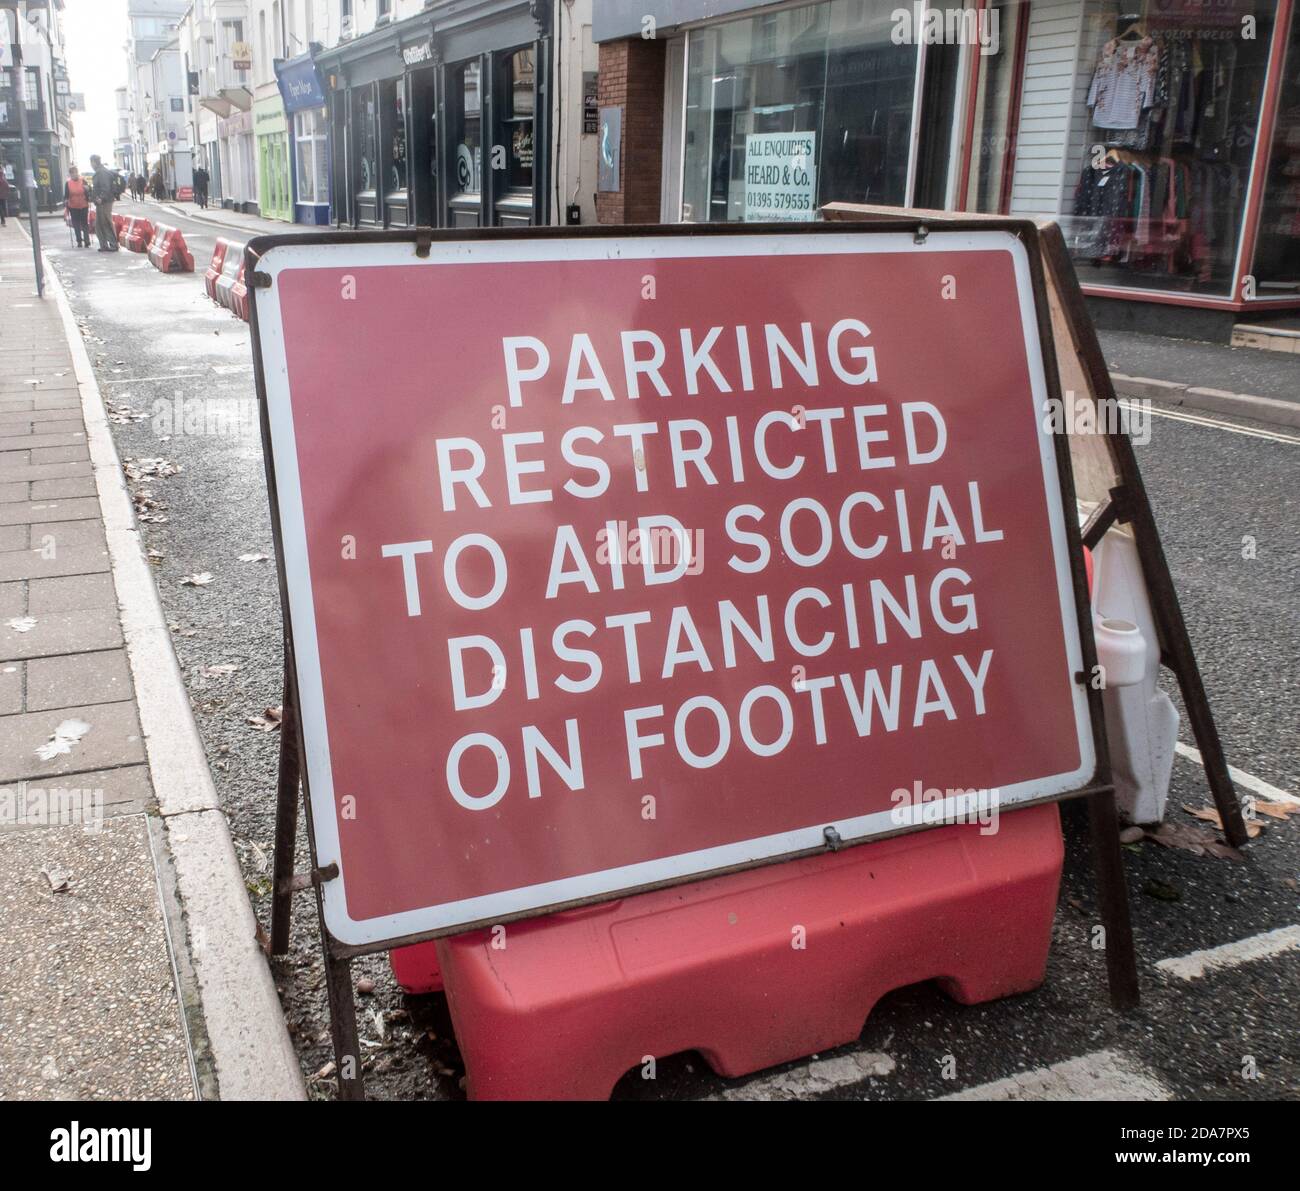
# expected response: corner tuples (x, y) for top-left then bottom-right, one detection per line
(42, 203), (1299, 1102)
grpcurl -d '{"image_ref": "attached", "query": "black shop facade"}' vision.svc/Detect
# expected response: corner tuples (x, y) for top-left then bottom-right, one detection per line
(316, 0), (551, 230)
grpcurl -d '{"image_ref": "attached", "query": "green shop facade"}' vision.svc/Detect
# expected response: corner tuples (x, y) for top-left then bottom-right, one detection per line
(255, 94), (292, 223)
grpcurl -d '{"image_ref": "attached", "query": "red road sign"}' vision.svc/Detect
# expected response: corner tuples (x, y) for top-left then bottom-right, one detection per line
(251, 228), (1095, 946)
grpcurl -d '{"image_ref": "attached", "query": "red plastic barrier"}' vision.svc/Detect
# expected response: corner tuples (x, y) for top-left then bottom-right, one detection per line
(392, 803), (1065, 1100)
(230, 262), (250, 322)
(112, 212), (126, 237)
(146, 223), (195, 273)
(123, 216), (154, 252)
(204, 238), (234, 301)
(213, 244), (244, 315)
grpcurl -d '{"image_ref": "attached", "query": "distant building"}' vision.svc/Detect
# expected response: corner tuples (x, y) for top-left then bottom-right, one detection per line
(0, 0), (78, 213)
(120, 0), (190, 183)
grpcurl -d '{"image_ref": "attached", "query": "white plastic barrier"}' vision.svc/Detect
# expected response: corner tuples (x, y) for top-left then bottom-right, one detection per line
(1092, 527), (1180, 825)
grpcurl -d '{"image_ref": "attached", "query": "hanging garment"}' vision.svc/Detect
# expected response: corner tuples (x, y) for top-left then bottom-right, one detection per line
(1087, 38), (1161, 131)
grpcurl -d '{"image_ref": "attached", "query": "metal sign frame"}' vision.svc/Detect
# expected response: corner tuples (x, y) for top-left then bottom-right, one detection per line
(242, 216), (1225, 1100)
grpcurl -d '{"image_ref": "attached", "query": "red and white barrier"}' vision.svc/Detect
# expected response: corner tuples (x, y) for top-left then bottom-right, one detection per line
(213, 244), (248, 322)
(122, 216), (154, 253)
(146, 223), (196, 273)
(204, 238), (236, 302)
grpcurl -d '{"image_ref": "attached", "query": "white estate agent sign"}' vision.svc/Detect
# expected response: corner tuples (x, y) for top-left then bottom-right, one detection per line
(744, 132), (816, 222)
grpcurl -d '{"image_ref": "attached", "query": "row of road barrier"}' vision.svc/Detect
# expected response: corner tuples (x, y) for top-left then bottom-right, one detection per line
(75, 210), (248, 322)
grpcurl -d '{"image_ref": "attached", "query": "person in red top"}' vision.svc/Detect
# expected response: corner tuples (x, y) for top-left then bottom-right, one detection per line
(64, 166), (91, 247)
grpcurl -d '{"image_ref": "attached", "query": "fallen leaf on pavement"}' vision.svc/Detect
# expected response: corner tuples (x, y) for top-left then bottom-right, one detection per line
(1250, 800), (1297, 821)
(1146, 820), (1245, 861)
(1143, 877), (1181, 902)
(246, 706), (283, 732)
(123, 457), (180, 482)
(6, 616), (37, 633)
(35, 719), (91, 761)
(198, 663), (240, 677)
(39, 865), (72, 893)
(238, 552), (271, 563)
(179, 572), (214, 586)
(1183, 804), (1263, 839)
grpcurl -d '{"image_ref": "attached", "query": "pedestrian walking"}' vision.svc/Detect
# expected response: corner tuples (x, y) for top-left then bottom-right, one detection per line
(150, 168), (165, 201)
(193, 164), (210, 209)
(0, 167), (10, 227)
(63, 166), (91, 248)
(89, 155), (120, 252)
(133, 173), (146, 202)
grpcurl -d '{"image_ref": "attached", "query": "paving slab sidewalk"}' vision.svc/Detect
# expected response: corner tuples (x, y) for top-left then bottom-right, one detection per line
(0, 221), (303, 1101)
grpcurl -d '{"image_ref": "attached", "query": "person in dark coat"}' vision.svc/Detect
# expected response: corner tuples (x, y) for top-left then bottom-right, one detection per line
(0, 167), (10, 226)
(89, 155), (120, 251)
(192, 164), (210, 209)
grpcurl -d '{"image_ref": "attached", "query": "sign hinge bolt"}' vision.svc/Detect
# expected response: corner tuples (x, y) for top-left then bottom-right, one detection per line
(276, 862), (340, 895)
(823, 826), (843, 852)
(913, 224), (930, 245)
(415, 229), (433, 258)
(251, 271), (273, 289)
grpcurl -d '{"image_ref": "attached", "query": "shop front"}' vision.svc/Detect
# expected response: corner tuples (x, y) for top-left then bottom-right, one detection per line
(317, 0), (550, 230)
(276, 50), (331, 225)
(593, 0), (1300, 337)
(255, 94), (292, 223)
(218, 108), (257, 214)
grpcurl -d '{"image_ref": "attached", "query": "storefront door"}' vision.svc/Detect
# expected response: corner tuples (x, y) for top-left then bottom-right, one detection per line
(445, 57), (484, 227)
(352, 83), (380, 227)
(408, 65), (439, 227)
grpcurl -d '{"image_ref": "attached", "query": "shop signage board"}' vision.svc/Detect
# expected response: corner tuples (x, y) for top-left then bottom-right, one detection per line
(249, 226), (1097, 949)
(744, 132), (817, 222)
(583, 72), (599, 134)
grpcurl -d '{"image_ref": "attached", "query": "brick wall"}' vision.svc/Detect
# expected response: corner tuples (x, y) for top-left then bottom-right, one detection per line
(595, 37), (667, 225)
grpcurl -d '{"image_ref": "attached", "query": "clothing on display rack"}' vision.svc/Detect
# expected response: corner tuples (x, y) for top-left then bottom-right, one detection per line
(1073, 20), (1252, 287)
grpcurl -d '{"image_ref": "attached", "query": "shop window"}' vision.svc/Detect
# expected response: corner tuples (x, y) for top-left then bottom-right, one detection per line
(964, 0), (1030, 214)
(500, 47), (536, 193)
(680, 0), (921, 222)
(295, 108), (328, 205)
(451, 60), (483, 198)
(382, 77), (407, 197)
(1064, 3), (1276, 298)
(353, 83), (377, 196)
(1253, 14), (1300, 296)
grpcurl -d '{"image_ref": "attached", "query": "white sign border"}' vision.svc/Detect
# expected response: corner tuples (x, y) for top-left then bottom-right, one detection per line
(253, 229), (1096, 948)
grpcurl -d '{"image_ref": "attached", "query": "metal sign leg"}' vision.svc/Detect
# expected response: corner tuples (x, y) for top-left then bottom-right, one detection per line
(270, 677), (301, 956)
(1086, 789), (1140, 1010)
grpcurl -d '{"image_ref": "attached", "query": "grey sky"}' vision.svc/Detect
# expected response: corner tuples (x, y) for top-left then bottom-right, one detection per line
(63, 0), (128, 166)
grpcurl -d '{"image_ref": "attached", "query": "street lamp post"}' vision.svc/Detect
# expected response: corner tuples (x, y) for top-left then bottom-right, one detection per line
(2, 0), (43, 297)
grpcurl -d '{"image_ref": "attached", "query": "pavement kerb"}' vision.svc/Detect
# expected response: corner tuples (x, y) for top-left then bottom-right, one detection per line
(138, 197), (283, 238)
(1100, 374), (1300, 431)
(33, 232), (307, 1102)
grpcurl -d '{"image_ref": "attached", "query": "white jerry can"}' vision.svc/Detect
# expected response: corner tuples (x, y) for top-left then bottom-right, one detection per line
(1090, 526), (1180, 825)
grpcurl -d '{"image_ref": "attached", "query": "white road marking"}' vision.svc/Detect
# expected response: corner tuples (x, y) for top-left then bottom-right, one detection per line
(708, 1051), (896, 1100)
(1174, 742), (1300, 807)
(101, 373), (206, 384)
(935, 1049), (1171, 1101)
(1119, 399), (1300, 445)
(1155, 925), (1300, 982)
